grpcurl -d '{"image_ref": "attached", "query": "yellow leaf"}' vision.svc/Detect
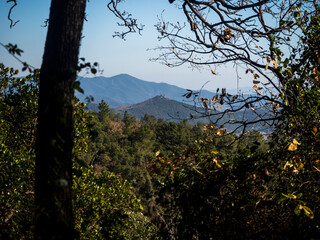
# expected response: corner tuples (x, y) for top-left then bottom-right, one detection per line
(155, 150), (161, 157)
(288, 143), (298, 151)
(283, 161), (293, 169)
(253, 85), (263, 90)
(313, 165), (320, 172)
(297, 162), (304, 169)
(288, 139), (300, 151)
(253, 80), (260, 84)
(292, 139), (301, 145)
(265, 168), (271, 176)
(265, 61), (270, 70)
(211, 69), (216, 75)
(203, 123), (214, 131)
(272, 59), (278, 69)
(213, 158), (222, 168)
(313, 126), (317, 133)
(302, 205), (314, 219)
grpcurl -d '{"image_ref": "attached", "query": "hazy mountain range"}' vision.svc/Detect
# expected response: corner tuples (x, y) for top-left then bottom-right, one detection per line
(76, 74), (273, 134)
(76, 74), (216, 108)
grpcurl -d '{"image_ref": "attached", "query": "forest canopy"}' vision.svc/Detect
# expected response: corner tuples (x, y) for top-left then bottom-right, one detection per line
(1, 0), (320, 239)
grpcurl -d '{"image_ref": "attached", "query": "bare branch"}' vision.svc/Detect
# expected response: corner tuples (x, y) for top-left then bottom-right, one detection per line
(107, 0), (144, 39)
(6, 0), (19, 28)
(153, 1), (315, 81)
(150, 1), (317, 134)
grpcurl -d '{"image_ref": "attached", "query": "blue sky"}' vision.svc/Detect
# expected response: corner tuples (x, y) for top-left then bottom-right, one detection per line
(0, 0), (250, 91)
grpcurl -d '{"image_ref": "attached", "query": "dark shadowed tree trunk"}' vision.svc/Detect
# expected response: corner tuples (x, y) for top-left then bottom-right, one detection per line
(35, 0), (86, 239)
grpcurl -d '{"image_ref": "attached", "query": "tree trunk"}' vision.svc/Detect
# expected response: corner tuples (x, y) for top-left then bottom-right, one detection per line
(35, 0), (86, 239)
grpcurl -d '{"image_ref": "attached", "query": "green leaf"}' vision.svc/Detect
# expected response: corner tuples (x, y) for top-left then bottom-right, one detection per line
(90, 68), (97, 74)
(294, 205), (301, 216)
(283, 58), (290, 68)
(74, 81), (84, 94)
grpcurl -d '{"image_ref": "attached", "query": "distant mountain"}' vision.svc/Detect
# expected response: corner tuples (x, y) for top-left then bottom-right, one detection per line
(77, 74), (273, 134)
(114, 95), (206, 123)
(76, 74), (215, 108)
(114, 95), (273, 134)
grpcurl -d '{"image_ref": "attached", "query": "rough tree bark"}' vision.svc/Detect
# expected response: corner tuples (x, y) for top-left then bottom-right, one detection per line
(35, 0), (86, 239)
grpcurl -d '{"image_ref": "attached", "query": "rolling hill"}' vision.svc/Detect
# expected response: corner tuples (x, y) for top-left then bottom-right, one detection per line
(114, 95), (271, 133)
(76, 74), (215, 108)
(114, 95), (205, 123)
(77, 74), (273, 134)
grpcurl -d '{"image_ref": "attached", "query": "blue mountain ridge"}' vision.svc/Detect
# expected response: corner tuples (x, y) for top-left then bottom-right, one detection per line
(76, 74), (215, 108)
(76, 74), (273, 134)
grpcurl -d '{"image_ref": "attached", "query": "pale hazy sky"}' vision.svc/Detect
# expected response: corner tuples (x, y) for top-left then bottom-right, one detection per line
(0, 0), (251, 91)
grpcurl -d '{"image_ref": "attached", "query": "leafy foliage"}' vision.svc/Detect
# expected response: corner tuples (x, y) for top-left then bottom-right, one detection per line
(1, 3), (320, 239)
(147, 4), (320, 239)
(266, 5), (320, 231)
(0, 64), (38, 239)
(73, 166), (156, 240)
(0, 64), (154, 239)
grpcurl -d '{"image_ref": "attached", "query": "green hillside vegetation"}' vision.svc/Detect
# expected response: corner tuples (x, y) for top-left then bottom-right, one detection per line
(76, 99), (273, 236)
(1, 2), (320, 239)
(0, 66), (155, 239)
(1, 54), (320, 238)
(0, 65), (272, 238)
(85, 95), (273, 135)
